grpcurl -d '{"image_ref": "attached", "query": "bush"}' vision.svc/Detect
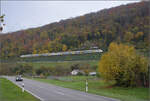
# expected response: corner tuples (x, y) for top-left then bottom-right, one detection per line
(35, 65), (71, 76)
(13, 64), (33, 75)
(0, 63), (16, 75)
(35, 66), (50, 77)
(77, 71), (84, 76)
(80, 64), (91, 76)
(53, 65), (71, 76)
(0, 63), (34, 76)
(70, 64), (80, 70)
(98, 42), (149, 87)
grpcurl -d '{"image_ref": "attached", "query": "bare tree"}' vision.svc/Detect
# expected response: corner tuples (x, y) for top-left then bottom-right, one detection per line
(0, 14), (5, 32)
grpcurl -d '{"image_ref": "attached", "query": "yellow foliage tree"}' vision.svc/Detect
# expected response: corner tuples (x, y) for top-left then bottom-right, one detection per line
(98, 42), (149, 87)
(62, 44), (67, 52)
(32, 49), (37, 54)
(135, 32), (144, 39)
(124, 31), (134, 42)
(48, 42), (53, 52)
(42, 50), (49, 53)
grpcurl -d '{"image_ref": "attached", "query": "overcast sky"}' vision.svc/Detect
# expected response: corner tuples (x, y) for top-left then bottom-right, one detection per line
(1, 0), (140, 33)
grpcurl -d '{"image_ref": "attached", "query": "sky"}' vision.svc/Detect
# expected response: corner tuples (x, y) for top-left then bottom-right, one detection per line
(1, 0), (140, 33)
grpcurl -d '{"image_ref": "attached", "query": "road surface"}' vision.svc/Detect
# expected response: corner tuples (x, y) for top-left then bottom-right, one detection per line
(5, 76), (120, 101)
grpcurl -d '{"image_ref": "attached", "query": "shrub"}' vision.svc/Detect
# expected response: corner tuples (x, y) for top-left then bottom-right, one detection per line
(53, 65), (71, 76)
(98, 42), (149, 87)
(36, 65), (71, 76)
(0, 63), (16, 75)
(35, 66), (50, 77)
(70, 64), (80, 70)
(13, 64), (33, 75)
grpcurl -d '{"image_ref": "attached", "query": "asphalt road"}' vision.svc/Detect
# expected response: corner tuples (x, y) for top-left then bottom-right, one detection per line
(5, 76), (120, 101)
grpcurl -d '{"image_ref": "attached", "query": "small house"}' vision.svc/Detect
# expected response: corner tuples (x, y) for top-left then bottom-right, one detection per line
(71, 69), (79, 75)
(89, 72), (96, 76)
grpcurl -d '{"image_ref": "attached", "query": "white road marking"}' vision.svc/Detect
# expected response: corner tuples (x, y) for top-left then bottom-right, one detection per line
(22, 86), (45, 101)
(55, 91), (65, 95)
(25, 81), (66, 96)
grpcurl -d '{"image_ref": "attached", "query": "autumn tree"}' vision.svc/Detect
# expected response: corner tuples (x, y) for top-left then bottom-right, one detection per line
(124, 31), (134, 42)
(32, 49), (38, 54)
(40, 31), (49, 39)
(98, 42), (149, 87)
(62, 44), (67, 51)
(47, 42), (53, 52)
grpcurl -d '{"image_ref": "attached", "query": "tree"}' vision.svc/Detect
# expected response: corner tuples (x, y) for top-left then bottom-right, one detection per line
(62, 44), (67, 51)
(13, 64), (33, 75)
(40, 31), (49, 39)
(124, 31), (134, 42)
(70, 64), (80, 70)
(47, 42), (53, 52)
(135, 32), (144, 39)
(35, 66), (50, 77)
(32, 49), (38, 54)
(0, 14), (5, 32)
(98, 42), (149, 87)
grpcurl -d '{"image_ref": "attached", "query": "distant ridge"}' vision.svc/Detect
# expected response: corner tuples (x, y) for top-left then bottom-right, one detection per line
(0, 1), (149, 58)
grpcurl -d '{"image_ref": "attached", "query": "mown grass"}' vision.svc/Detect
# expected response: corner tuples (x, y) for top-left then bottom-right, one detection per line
(20, 60), (99, 69)
(32, 76), (149, 101)
(0, 77), (39, 101)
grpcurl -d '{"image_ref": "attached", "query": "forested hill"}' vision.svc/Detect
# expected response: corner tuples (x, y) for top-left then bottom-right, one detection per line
(0, 1), (149, 59)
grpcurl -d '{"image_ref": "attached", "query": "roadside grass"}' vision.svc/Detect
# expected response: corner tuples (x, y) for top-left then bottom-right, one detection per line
(0, 77), (39, 101)
(20, 60), (99, 69)
(32, 76), (149, 101)
(47, 76), (98, 82)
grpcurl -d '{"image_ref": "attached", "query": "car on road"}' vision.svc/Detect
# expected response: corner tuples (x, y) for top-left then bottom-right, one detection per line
(15, 75), (23, 81)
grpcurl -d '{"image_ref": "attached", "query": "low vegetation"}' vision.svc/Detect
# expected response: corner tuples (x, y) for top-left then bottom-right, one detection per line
(22, 60), (98, 69)
(0, 60), (98, 77)
(0, 77), (39, 101)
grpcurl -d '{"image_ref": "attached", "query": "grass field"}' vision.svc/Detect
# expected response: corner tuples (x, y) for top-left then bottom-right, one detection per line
(20, 60), (99, 69)
(0, 77), (39, 101)
(32, 76), (149, 101)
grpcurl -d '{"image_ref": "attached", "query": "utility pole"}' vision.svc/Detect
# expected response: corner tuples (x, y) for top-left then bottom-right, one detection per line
(22, 83), (24, 92)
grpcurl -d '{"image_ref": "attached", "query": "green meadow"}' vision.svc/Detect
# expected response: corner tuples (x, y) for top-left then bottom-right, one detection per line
(0, 78), (39, 101)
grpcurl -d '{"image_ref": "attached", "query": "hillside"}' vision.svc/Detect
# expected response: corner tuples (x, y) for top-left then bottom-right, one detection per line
(0, 1), (149, 59)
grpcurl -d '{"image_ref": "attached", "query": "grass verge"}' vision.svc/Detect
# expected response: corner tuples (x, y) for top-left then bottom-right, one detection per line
(0, 77), (39, 101)
(32, 76), (149, 101)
